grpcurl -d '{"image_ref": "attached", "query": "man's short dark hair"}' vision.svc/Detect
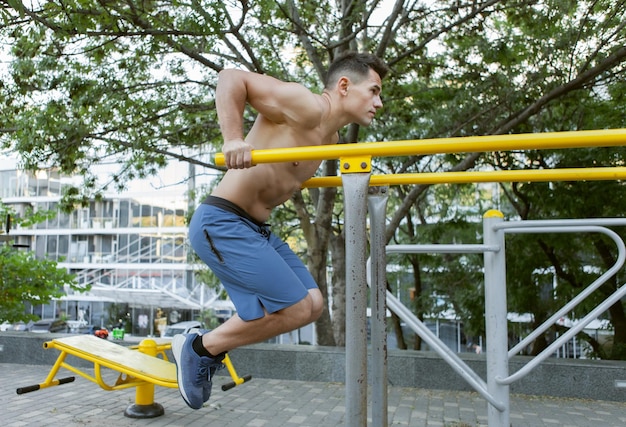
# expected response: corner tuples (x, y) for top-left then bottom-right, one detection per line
(324, 52), (389, 89)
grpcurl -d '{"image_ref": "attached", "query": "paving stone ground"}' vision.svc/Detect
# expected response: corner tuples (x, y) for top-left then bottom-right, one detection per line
(2, 363), (625, 426)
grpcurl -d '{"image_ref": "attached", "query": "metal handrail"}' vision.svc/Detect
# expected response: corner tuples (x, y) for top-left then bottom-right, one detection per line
(366, 220), (626, 414)
(497, 223), (626, 385)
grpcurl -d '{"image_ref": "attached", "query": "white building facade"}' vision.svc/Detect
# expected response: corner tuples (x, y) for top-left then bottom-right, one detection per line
(0, 160), (229, 336)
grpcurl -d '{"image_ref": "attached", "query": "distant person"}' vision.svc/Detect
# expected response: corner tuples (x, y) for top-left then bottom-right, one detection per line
(172, 52), (389, 409)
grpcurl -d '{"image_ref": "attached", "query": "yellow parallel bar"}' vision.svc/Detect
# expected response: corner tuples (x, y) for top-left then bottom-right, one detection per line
(302, 167), (626, 188)
(214, 129), (626, 166)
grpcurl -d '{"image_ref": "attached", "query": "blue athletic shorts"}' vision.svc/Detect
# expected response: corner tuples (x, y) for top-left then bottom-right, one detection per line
(188, 196), (318, 321)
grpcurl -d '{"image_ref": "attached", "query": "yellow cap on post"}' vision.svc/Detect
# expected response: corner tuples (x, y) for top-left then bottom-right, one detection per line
(483, 209), (504, 218)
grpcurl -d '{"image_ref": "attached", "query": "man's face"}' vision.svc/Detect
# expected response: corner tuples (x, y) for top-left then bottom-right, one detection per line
(346, 68), (383, 127)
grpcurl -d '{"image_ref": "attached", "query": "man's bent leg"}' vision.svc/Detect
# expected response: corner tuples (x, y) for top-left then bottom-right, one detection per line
(172, 286), (322, 409)
(203, 288), (323, 355)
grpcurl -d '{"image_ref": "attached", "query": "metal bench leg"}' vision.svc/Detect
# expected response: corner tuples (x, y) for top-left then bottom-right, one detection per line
(124, 339), (164, 418)
(221, 353), (252, 391)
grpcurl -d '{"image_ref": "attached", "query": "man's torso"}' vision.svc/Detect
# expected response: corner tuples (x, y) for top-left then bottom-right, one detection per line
(213, 109), (338, 223)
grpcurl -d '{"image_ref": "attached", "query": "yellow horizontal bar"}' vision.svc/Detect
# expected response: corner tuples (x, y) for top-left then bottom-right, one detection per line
(214, 129), (626, 166)
(302, 167), (626, 188)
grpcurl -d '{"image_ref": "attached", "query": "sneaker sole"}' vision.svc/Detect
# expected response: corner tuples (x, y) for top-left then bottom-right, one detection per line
(171, 334), (198, 409)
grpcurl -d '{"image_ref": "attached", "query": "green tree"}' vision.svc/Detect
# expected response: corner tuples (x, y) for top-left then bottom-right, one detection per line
(0, 245), (79, 323)
(378, 0), (626, 358)
(1, 1), (625, 352)
(0, 205), (80, 323)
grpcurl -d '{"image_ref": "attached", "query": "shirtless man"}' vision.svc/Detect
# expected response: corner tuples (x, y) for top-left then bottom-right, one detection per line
(172, 52), (388, 409)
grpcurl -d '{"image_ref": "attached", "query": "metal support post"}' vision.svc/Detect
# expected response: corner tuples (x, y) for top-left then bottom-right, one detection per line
(368, 187), (389, 427)
(482, 210), (510, 426)
(343, 172), (371, 427)
(125, 339), (164, 418)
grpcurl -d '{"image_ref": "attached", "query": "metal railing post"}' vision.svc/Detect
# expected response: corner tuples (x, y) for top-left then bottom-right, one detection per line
(343, 172), (371, 427)
(368, 187), (389, 427)
(482, 210), (510, 426)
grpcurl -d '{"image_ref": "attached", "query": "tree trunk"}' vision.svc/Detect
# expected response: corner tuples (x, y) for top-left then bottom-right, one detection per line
(409, 255), (423, 350)
(292, 182), (336, 346)
(530, 333), (549, 356)
(303, 160), (339, 347)
(594, 238), (626, 360)
(308, 229), (336, 347)
(388, 280), (407, 349)
(608, 300), (626, 359)
(330, 231), (346, 346)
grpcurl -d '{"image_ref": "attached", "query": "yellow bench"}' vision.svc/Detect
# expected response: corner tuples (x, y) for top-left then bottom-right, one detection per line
(16, 335), (251, 418)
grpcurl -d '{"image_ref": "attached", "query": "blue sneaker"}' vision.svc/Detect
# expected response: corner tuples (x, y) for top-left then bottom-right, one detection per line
(172, 332), (224, 409)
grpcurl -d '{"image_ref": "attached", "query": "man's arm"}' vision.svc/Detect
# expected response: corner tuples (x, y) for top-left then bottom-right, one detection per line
(215, 69), (321, 169)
